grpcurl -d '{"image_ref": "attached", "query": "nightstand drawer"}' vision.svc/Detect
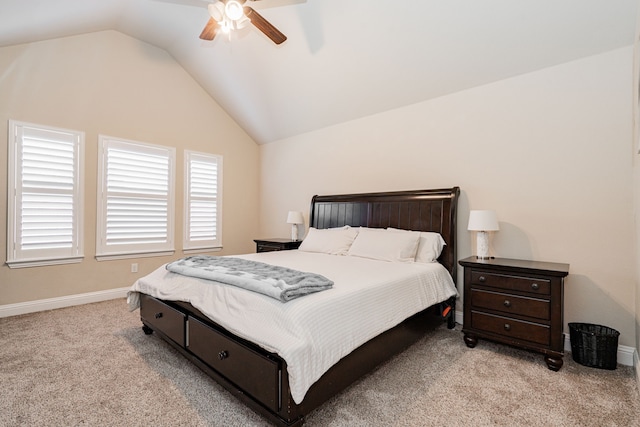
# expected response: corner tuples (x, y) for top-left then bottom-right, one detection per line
(470, 270), (550, 295)
(470, 289), (550, 320)
(257, 243), (284, 252)
(471, 311), (550, 346)
(254, 239), (302, 253)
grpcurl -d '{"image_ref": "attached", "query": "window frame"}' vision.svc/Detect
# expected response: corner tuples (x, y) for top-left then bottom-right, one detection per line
(6, 120), (85, 268)
(95, 135), (175, 261)
(183, 150), (223, 252)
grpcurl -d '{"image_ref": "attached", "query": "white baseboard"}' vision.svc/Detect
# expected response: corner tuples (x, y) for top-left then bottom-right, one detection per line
(0, 287), (130, 318)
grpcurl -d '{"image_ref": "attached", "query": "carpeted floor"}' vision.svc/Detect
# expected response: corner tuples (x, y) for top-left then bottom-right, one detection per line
(0, 298), (638, 426)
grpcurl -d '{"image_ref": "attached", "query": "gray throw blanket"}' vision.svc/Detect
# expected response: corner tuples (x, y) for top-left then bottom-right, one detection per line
(165, 255), (333, 302)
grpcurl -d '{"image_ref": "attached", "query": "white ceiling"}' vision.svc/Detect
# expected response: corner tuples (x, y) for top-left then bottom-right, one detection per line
(0, 0), (637, 144)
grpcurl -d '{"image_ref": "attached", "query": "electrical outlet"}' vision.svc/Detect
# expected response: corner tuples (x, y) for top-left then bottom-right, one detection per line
(131, 263), (138, 273)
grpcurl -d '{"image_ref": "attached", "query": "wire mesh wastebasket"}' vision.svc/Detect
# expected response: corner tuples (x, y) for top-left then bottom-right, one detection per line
(569, 323), (619, 370)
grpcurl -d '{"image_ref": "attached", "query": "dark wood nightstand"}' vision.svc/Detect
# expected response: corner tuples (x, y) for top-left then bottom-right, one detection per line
(254, 238), (302, 253)
(459, 256), (569, 371)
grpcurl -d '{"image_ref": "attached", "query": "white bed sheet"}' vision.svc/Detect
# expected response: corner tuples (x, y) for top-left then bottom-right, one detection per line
(128, 250), (458, 404)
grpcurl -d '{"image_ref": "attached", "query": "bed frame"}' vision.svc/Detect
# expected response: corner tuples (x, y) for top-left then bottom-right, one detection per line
(139, 187), (460, 426)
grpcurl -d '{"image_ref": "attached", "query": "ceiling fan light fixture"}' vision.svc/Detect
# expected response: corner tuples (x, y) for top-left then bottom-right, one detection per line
(225, 1), (245, 21)
(199, 0), (286, 44)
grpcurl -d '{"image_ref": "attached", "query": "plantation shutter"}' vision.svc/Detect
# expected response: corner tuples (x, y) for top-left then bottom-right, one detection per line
(96, 137), (175, 259)
(184, 151), (222, 250)
(7, 121), (84, 268)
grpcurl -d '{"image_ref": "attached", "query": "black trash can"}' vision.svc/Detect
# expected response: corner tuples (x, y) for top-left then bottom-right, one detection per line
(569, 323), (620, 370)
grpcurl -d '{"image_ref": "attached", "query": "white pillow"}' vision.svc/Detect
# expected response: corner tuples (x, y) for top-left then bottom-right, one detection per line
(347, 227), (419, 262)
(298, 226), (358, 255)
(387, 228), (446, 263)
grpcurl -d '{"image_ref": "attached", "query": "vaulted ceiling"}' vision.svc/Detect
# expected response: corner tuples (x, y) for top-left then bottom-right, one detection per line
(0, 0), (637, 144)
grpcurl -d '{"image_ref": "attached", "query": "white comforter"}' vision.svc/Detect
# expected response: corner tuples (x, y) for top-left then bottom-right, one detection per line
(128, 251), (458, 404)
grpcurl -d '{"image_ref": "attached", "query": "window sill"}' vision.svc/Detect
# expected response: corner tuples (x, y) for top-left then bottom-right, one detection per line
(95, 250), (174, 261)
(6, 256), (84, 269)
(183, 246), (222, 255)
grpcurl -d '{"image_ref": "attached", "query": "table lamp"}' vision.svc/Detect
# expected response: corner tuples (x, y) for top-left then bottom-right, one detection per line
(286, 211), (304, 241)
(467, 210), (499, 259)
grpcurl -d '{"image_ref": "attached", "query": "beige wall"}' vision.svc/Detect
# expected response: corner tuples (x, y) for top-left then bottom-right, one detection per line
(0, 31), (260, 305)
(260, 47), (638, 348)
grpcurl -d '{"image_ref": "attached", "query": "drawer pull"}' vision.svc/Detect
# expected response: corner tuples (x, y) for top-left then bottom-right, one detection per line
(531, 283), (540, 291)
(504, 323), (511, 331)
(218, 350), (229, 360)
(154, 312), (163, 319)
(503, 300), (511, 308)
(478, 275), (486, 283)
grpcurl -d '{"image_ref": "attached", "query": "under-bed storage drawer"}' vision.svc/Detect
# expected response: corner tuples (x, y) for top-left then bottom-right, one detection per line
(187, 316), (281, 412)
(140, 294), (186, 345)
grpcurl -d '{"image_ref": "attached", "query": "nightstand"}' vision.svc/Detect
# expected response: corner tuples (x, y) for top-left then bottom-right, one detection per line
(459, 256), (569, 371)
(254, 238), (302, 253)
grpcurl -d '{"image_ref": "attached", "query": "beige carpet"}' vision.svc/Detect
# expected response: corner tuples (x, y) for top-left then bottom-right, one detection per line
(0, 299), (638, 427)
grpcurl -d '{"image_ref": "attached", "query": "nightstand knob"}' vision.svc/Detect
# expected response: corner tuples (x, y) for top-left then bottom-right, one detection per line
(531, 283), (540, 290)
(504, 323), (511, 331)
(503, 300), (511, 308)
(478, 275), (486, 283)
(218, 350), (229, 360)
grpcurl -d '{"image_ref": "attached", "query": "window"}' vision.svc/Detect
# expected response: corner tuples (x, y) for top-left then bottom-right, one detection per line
(96, 136), (175, 260)
(7, 120), (84, 268)
(184, 151), (223, 251)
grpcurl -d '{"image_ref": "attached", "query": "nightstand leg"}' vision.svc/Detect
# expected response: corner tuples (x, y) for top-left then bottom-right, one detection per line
(463, 334), (477, 348)
(544, 355), (563, 371)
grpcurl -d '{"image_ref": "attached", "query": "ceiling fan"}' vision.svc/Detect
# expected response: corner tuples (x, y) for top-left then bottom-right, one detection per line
(199, 0), (287, 45)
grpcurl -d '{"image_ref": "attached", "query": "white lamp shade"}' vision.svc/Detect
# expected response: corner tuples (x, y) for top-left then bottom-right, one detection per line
(467, 210), (499, 231)
(286, 211), (304, 225)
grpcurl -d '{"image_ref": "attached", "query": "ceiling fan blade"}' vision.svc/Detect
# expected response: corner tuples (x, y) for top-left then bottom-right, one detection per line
(244, 6), (287, 44)
(199, 17), (220, 40)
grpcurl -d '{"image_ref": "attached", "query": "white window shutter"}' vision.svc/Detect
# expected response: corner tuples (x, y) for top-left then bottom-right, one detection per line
(184, 151), (222, 250)
(7, 121), (84, 268)
(96, 137), (175, 259)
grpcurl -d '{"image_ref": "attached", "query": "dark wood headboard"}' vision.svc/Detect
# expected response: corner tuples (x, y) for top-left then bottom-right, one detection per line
(309, 187), (460, 283)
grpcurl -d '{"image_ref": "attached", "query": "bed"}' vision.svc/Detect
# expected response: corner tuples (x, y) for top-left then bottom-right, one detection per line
(128, 187), (460, 426)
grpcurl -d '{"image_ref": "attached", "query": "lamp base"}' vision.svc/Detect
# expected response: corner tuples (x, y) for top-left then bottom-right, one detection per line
(291, 224), (298, 241)
(476, 230), (490, 259)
